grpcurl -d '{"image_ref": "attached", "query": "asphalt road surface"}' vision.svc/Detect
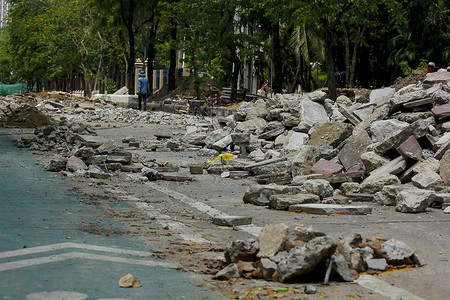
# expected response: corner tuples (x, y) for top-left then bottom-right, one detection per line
(1, 122), (449, 300)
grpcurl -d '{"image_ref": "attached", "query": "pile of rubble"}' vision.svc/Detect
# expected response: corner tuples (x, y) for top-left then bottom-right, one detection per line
(2, 70), (450, 215)
(0, 102), (51, 128)
(179, 69), (450, 215)
(213, 224), (425, 283)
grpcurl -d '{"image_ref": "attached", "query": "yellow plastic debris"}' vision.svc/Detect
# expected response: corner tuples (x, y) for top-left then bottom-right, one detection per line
(207, 153), (234, 164)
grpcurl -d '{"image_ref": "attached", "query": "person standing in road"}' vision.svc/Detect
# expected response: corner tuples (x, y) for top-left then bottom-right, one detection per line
(137, 70), (149, 111)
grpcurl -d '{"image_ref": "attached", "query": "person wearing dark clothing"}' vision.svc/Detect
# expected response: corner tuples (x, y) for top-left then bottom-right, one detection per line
(137, 70), (149, 111)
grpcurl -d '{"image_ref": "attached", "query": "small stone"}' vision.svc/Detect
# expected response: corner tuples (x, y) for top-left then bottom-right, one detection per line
(257, 223), (289, 258)
(365, 258), (388, 271)
(119, 273), (142, 288)
(304, 285), (317, 294)
(212, 263), (240, 280)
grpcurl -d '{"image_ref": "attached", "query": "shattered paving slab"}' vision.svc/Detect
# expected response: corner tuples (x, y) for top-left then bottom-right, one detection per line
(288, 203), (372, 215)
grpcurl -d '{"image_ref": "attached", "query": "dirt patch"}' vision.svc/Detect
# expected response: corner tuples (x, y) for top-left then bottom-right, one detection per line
(149, 78), (227, 106)
(77, 222), (131, 236)
(0, 104), (52, 128)
(392, 70), (427, 91)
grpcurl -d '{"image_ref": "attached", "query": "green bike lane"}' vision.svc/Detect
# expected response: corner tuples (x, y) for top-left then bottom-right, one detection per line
(0, 131), (223, 300)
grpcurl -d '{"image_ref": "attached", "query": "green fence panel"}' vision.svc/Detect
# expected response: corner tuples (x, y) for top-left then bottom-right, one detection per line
(0, 83), (28, 96)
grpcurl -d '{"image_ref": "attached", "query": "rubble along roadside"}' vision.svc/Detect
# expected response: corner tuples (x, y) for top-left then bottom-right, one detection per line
(1, 69), (449, 298)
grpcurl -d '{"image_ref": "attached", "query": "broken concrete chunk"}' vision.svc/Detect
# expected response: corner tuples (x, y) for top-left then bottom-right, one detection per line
(290, 146), (314, 177)
(380, 239), (415, 265)
(43, 156), (68, 172)
(365, 258), (388, 271)
(361, 173), (401, 194)
(373, 185), (411, 206)
(141, 167), (159, 181)
(224, 239), (259, 264)
(360, 151), (390, 173)
(369, 87), (395, 105)
(119, 273), (142, 288)
(391, 90), (427, 110)
(411, 171), (443, 189)
(96, 139), (117, 154)
(277, 236), (337, 283)
(431, 102), (450, 116)
(308, 122), (353, 148)
(338, 130), (371, 171)
(294, 226), (326, 243)
(247, 159), (292, 176)
(257, 223), (290, 258)
(311, 158), (343, 175)
(306, 90), (327, 103)
(243, 184), (296, 206)
(205, 129), (229, 147)
(397, 135), (422, 160)
(362, 156), (407, 183)
(340, 182), (361, 195)
(212, 216), (252, 226)
(332, 253), (354, 282)
(260, 258), (278, 280)
(413, 157), (440, 174)
(289, 203), (372, 215)
(212, 263), (240, 280)
(369, 119), (409, 144)
(211, 135), (233, 151)
(182, 133), (207, 146)
(258, 126), (285, 140)
(373, 126), (412, 155)
(235, 117), (268, 133)
(434, 140), (450, 160)
(270, 193), (320, 210)
(284, 131), (309, 152)
(66, 156), (88, 172)
(440, 150), (450, 186)
(246, 99), (269, 120)
(395, 189), (435, 213)
(297, 100), (330, 132)
(299, 179), (334, 199)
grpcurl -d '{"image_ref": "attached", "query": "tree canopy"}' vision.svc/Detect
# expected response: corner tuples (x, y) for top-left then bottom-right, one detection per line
(0, 0), (448, 96)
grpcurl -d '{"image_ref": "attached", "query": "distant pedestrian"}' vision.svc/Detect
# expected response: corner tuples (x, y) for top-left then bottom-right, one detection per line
(137, 70), (149, 111)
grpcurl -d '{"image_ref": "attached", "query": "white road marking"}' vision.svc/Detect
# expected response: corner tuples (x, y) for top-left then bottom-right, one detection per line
(146, 182), (258, 237)
(356, 275), (425, 300)
(26, 291), (88, 300)
(0, 251), (177, 272)
(0, 242), (152, 259)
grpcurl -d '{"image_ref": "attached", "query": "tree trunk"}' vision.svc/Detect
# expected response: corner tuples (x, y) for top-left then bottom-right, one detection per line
(323, 26), (337, 100)
(120, 0), (135, 93)
(344, 27), (350, 87)
(272, 22), (283, 94)
(350, 26), (365, 88)
(168, 25), (177, 92)
(231, 50), (240, 102)
(147, 16), (158, 94)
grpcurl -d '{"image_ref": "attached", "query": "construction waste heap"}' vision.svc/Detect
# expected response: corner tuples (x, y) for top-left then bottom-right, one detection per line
(1, 68), (450, 285)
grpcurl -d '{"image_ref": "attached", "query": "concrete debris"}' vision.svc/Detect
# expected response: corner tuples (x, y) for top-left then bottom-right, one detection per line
(118, 273), (142, 288)
(3, 71), (450, 238)
(216, 225), (423, 283)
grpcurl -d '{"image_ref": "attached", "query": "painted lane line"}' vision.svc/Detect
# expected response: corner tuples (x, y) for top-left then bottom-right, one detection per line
(0, 242), (152, 259)
(0, 252), (177, 272)
(107, 188), (213, 243)
(356, 275), (425, 300)
(146, 182), (259, 237)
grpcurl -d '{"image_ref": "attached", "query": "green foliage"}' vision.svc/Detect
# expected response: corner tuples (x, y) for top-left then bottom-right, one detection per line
(1, 0), (447, 94)
(415, 59), (428, 73)
(399, 61), (412, 76)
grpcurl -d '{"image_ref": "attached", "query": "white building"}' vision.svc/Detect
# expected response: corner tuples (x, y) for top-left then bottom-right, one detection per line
(0, 0), (9, 28)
